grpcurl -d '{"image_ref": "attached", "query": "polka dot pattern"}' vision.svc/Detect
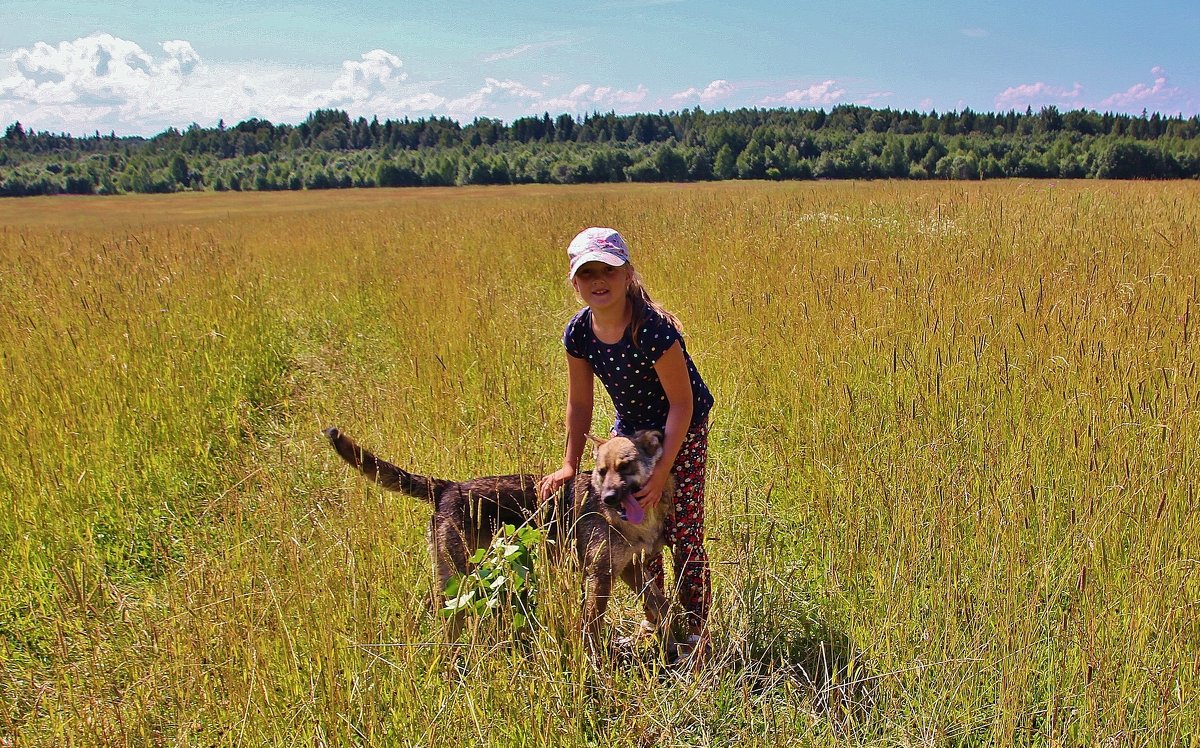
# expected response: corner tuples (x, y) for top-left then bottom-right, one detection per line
(563, 306), (714, 434)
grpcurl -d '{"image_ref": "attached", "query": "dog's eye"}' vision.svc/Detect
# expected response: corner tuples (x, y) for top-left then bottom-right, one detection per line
(597, 467), (608, 477)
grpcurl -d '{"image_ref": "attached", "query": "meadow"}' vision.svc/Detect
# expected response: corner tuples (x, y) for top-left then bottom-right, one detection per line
(0, 180), (1197, 746)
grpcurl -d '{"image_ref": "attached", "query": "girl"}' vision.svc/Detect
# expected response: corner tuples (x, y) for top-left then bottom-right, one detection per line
(537, 227), (714, 661)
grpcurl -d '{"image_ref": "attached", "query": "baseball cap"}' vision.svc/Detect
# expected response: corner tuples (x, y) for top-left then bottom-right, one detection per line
(567, 227), (630, 279)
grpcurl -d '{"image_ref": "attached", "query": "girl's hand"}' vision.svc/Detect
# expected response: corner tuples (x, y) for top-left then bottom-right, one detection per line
(538, 465), (575, 502)
(634, 467), (671, 510)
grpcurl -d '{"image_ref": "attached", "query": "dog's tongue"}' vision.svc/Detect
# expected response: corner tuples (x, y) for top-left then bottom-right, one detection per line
(623, 496), (645, 524)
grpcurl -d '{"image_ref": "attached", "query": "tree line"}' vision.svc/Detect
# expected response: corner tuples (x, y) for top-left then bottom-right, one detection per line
(2, 104), (1198, 197)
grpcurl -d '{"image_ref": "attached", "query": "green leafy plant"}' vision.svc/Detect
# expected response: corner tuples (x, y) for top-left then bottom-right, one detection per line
(441, 524), (548, 630)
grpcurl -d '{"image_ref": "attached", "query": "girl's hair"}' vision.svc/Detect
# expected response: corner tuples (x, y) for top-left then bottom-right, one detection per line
(627, 264), (681, 348)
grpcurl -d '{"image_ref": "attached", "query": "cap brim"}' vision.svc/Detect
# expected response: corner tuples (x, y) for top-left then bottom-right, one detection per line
(569, 251), (628, 278)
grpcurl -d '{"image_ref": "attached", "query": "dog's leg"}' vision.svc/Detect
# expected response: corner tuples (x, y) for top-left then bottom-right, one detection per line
(622, 557), (672, 656)
(577, 524), (618, 664)
(581, 569), (613, 664)
(431, 514), (472, 643)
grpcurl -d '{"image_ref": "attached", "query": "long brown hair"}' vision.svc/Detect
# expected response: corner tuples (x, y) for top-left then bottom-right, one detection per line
(626, 264), (681, 348)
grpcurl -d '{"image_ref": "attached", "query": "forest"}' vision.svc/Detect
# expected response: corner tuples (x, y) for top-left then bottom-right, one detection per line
(2, 104), (1198, 196)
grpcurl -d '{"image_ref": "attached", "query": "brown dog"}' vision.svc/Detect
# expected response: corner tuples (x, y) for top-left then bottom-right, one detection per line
(323, 427), (674, 659)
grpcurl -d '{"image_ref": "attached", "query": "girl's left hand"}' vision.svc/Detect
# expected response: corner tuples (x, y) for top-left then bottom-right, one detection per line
(635, 468), (670, 510)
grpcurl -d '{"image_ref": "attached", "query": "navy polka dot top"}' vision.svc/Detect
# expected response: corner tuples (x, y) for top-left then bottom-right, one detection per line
(564, 305), (714, 435)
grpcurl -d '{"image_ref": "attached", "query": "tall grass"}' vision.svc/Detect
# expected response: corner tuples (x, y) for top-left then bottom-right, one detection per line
(1, 182), (1197, 746)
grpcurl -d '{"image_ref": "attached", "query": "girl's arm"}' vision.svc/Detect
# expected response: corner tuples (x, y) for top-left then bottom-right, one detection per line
(636, 340), (693, 509)
(537, 353), (595, 500)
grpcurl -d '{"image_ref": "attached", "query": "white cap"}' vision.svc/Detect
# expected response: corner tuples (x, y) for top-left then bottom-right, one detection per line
(567, 227), (630, 279)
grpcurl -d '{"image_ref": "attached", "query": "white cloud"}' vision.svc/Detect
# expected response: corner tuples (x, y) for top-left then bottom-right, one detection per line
(670, 87), (699, 102)
(1101, 67), (1180, 111)
(0, 32), (655, 134)
(699, 80), (733, 103)
(541, 84), (590, 111)
(309, 49), (408, 109)
(393, 91), (448, 112)
(994, 68), (1189, 115)
(484, 44), (534, 63)
(670, 79), (734, 104)
(1, 34), (193, 109)
(591, 85), (648, 106)
(760, 80), (845, 106)
(540, 83), (649, 114)
(856, 91), (893, 106)
(160, 40), (201, 77)
(0, 34), (438, 133)
(541, 96), (583, 111)
(482, 40), (567, 64)
(446, 77), (543, 118)
(0, 34), (279, 134)
(994, 81), (1082, 111)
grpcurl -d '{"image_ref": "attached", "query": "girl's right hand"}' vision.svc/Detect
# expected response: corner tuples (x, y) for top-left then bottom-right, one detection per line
(537, 465), (576, 502)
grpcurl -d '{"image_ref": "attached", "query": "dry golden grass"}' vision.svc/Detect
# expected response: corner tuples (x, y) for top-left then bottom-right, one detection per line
(1, 181), (1198, 746)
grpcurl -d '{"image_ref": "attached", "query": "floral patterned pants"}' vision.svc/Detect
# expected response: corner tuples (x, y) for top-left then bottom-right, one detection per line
(646, 420), (711, 631)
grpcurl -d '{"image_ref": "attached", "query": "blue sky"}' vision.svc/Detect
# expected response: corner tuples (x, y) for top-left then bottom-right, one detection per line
(2, 0), (1196, 135)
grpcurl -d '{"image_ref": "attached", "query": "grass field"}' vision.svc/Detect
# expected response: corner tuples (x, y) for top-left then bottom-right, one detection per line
(1, 181), (1198, 746)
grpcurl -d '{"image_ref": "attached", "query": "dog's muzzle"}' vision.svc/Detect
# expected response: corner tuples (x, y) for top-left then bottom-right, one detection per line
(602, 486), (645, 524)
(601, 484), (635, 507)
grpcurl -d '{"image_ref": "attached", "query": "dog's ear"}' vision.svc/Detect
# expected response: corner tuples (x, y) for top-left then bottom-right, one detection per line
(586, 433), (610, 460)
(634, 430), (665, 460)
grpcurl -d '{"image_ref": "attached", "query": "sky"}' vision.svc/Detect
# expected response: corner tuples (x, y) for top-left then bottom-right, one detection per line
(1, 0), (1197, 136)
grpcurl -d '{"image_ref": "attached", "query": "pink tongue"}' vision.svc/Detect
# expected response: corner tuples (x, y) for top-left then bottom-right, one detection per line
(623, 496), (645, 524)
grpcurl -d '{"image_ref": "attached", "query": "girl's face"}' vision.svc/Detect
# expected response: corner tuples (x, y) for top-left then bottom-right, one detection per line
(571, 262), (630, 310)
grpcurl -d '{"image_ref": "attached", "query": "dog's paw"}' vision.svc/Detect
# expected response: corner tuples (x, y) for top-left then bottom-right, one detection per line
(669, 633), (711, 672)
(613, 618), (657, 649)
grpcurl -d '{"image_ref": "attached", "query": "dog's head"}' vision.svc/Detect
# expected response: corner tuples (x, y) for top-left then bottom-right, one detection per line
(589, 430), (665, 524)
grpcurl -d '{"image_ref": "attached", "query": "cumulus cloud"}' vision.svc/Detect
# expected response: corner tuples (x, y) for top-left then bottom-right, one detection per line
(161, 40), (201, 76)
(1, 34), (197, 110)
(446, 77), (542, 118)
(994, 80), (1083, 111)
(427, 76), (648, 120)
(0, 34), (439, 133)
(542, 83), (648, 111)
(337, 50), (406, 93)
(856, 90), (893, 106)
(670, 79), (734, 104)
(591, 85), (649, 106)
(0, 32), (656, 134)
(2, 34), (245, 131)
(303, 49), (409, 110)
(1101, 67), (1180, 111)
(760, 80), (845, 106)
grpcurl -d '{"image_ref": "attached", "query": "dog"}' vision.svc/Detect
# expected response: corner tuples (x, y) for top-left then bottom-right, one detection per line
(323, 426), (675, 659)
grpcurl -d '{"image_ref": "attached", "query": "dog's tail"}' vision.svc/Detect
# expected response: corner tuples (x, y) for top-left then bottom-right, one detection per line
(323, 427), (450, 503)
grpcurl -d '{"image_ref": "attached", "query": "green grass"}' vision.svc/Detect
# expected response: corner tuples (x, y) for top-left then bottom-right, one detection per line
(1, 181), (1198, 746)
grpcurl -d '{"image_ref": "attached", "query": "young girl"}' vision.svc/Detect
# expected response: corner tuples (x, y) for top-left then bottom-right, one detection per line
(537, 227), (714, 660)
